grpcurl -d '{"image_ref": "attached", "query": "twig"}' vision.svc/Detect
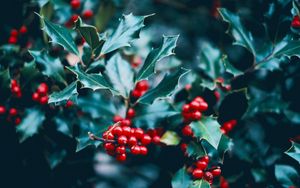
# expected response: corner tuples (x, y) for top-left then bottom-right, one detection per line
(88, 132), (115, 143)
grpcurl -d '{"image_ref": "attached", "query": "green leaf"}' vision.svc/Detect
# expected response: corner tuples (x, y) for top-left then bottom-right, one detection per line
(54, 115), (73, 137)
(67, 64), (116, 94)
(272, 40), (300, 58)
(222, 55), (243, 76)
(186, 141), (206, 159)
(190, 117), (223, 149)
(20, 61), (40, 86)
(0, 69), (10, 90)
(275, 165), (299, 187)
(75, 17), (104, 50)
(133, 100), (178, 128)
(217, 134), (232, 162)
(160, 131), (181, 146)
(104, 53), (134, 97)
(285, 141), (300, 164)
(219, 8), (256, 55)
(100, 13), (153, 55)
(45, 149), (67, 169)
(39, 14), (79, 56)
(48, 81), (78, 105)
(189, 180), (210, 188)
(29, 50), (66, 84)
(16, 108), (45, 142)
(138, 68), (189, 104)
(136, 35), (179, 81)
(171, 168), (192, 188)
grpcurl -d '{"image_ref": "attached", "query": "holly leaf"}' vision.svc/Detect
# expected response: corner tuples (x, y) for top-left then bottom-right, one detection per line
(29, 50), (66, 84)
(104, 53), (134, 97)
(38, 14), (79, 56)
(100, 13), (153, 55)
(67, 64), (117, 94)
(171, 168), (192, 188)
(16, 108), (45, 142)
(217, 134), (232, 162)
(272, 40), (300, 58)
(275, 165), (299, 187)
(54, 115), (73, 137)
(20, 61), (40, 86)
(160, 131), (181, 146)
(133, 100), (178, 128)
(48, 81), (78, 105)
(219, 8), (256, 55)
(285, 141), (300, 164)
(75, 17), (104, 50)
(190, 117), (223, 150)
(189, 180), (210, 188)
(136, 35), (179, 81)
(0, 69), (10, 90)
(138, 68), (189, 104)
(186, 141), (206, 159)
(222, 55), (243, 77)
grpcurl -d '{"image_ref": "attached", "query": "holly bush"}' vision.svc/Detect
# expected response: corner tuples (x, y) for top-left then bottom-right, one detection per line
(0, 0), (300, 188)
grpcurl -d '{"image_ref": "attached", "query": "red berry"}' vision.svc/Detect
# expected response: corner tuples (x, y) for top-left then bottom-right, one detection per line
(103, 132), (114, 140)
(134, 128), (144, 139)
(118, 135), (127, 145)
(196, 161), (208, 170)
(0, 106), (6, 115)
(198, 102), (208, 112)
(65, 100), (73, 108)
(40, 96), (49, 105)
(8, 36), (17, 44)
(201, 155), (210, 163)
(292, 16), (300, 28)
(32, 92), (40, 101)
(132, 89), (142, 98)
(121, 119), (131, 127)
(19, 25), (28, 34)
(192, 111), (201, 120)
(194, 97), (204, 103)
(115, 146), (126, 154)
(128, 136), (138, 146)
(204, 171), (213, 181)
(192, 169), (204, 179)
(70, 0), (80, 9)
(141, 134), (152, 145)
(70, 14), (79, 23)
(139, 146), (148, 155)
(104, 143), (115, 151)
(214, 91), (220, 101)
(130, 145), (141, 155)
(116, 153), (126, 162)
(122, 126), (131, 137)
(113, 115), (123, 123)
(9, 108), (18, 116)
(152, 135), (160, 144)
(11, 79), (18, 87)
(136, 80), (149, 91)
(180, 143), (187, 152)
(10, 29), (18, 37)
(82, 10), (93, 19)
(112, 126), (123, 136)
(182, 104), (190, 112)
(12, 86), (20, 94)
(126, 108), (136, 119)
(185, 84), (192, 91)
(131, 56), (142, 68)
(15, 117), (21, 125)
(37, 83), (48, 96)
(182, 125), (193, 137)
(211, 167), (221, 177)
(190, 101), (200, 111)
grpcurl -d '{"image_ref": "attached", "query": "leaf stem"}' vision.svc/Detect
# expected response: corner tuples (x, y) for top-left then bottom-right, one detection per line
(88, 132), (115, 143)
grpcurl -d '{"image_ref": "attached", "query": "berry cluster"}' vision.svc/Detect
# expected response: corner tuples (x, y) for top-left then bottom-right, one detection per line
(11, 80), (22, 98)
(0, 106), (21, 125)
(220, 119), (237, 135)
(8, 25), (28, 44)
(188, 156), (221, 184)
(181, 97), (208, 123)
(131, 80), (149, 99)
(66, 0), (93, 27)
(292, 15), (300, 28)
(32, 83), (49, 105)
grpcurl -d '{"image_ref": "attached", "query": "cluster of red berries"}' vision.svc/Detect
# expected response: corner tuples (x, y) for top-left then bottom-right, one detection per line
(182, 97), (208, 123)
(66, 0), (93, 27)
(32, 83), (49, 105)
(187, 156), (221, 184)
(292, 15), (300, 28)
(8, 26), (28, 44)
(131, 80), (149, 99)
(11, 80), (22, 98)
(0, 106), (21, 125)
(220, 119), (237, 135)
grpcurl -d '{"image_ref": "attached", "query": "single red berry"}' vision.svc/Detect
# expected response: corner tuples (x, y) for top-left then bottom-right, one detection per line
(136, 80), (149, 91)
(113, 115), (123, 123)
(104, 143), (115, 151)
(37, 83), (48, 96)
(201, 155), (210, 163)
(192, 169), (204, 179)
(134, 128), (144, 139)
(82, 10), (93, 19)
(182, 104), (190, 113)
(130, 145), (141, 155)
(121, 119), (131, 127)
(11, 79), (18, 87)
(122, 126), (131, 137)
(19, 25), (28, 34)
(220, 177), (229, 188)
(116, 153), (126, 162)
(180, 143), (187, 152)
(132, 89), (142, 98)
(182, 125), (193, 137)
(139, 146), (148, 155)
(118, 135), (127, 145)
(70, 14), (79, 23)
(185, 84), (192, 91)
(141, 134), (152, 145)
(152, 135), (160, 144)
(198, 102), (208, 112)
(15, 117), (21, 125)
(70, 0), (81, 9)
(8, 36), (17, 44)
(192, 111), (201, 120)
(204, 171), (213, 182)
(12, 86), (20, 93)
(115, 146), (126, 154)
(0, 106), (6, 115)
(211, 167), (221, 177)
(9, 108), (18, 116)
(128, 136), (138, 146)
(103, 132), (114, 140)
(229, 119), (237, 127)
(112, 126), (123, 136)
(65, 100), (73, 108)
(224, 85), (231, 91)
(190, 101), (201, 111)
(196, 161), (208, 170)
(126, 108), (136, 119)
(292, 16), (300, 28)
(10, 29), (18, 37)
(32, 92), (40, 101)
(40, 96), (49, 105)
